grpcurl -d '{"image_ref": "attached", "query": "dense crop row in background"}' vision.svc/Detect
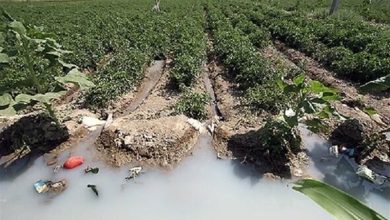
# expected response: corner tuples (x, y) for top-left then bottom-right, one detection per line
(1, 0), (389, 113)
(233, 3), (390, 83)
(170, 9), (206, 90)
(207, 5), (287, 112)
(268, 0), (390, 24)
(2, 0), (208, 108)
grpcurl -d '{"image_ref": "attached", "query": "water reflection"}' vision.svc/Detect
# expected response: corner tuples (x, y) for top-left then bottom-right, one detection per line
(302, 127), (390, 217)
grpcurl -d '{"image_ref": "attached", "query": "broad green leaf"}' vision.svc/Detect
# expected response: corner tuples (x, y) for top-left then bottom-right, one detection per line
(55, 69), (95, 90)
(293, 179), (386, 220)
(58, 59), (77, 70)
(9, 20), (26, 35)
(0, 53), (9, 63)
(317, 105), (334, 119)
(360, 74), (390, 93)
(293, 73), (305, 86)
(308, 81), (336, 94)
(322, 92), (340, 101)
(284, 84), (299, 94)
(0, 105), (16, 116)
(276, 79), (286, 90)
(301, 100), (315, 114)
(310, 97), (327, 104)
(305, 118), (327, 133)
(0, 93), (13, 107)
(363, 107), (377, 116)
(15, 92), (66, 104)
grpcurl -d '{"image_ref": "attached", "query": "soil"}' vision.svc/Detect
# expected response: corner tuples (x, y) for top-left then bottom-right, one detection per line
(0, 59), (207, 171)
(271, 41), (390, 166)
(95, 59), (206, 168)
(97, 115), (198, 168)
(203, 31), (307, 177)
(114, 60), (166, 117)
(274, 41), (390, 126)
(0, 113), (69, 157)
(209, 59), (266, 154)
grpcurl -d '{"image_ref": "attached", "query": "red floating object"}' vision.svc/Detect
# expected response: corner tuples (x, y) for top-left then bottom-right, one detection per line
(63, 156), (84, 169)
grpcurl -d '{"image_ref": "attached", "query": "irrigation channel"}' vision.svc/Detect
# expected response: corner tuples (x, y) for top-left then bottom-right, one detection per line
(0, 59), (389, 220)
(0, 124), (388, 220)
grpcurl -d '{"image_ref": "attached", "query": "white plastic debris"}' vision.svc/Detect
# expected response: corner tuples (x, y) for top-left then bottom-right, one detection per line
(187, 118), (206, 134)
(103, 113), (113, 130)
(207, 122), (216, 134)
(356, 165), (387, 185)
(329, 145), (339, 157)
(285, 108), (296, 117)
(384, 132), (390, 141)
(126, 166), (143, 180)
(82, 116), (106, 131)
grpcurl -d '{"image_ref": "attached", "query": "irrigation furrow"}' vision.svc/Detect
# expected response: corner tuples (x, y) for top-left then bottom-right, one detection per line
(115, 60), (165, 117)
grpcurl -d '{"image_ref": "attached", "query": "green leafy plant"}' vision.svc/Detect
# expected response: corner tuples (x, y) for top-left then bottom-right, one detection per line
(293, 179), (386, 220)
(244, 4), (390, 84)
(258, 117), (301, 159)
(277, 74), (340, 132)
(0, 10), (93, 119)
(256, 74), (340, 162)
(244, 81), (287, 113)
(176, 92), (209, 120)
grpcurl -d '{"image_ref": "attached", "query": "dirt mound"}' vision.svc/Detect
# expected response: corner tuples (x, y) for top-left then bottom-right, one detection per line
(330, 119), (364, 146)
(0, 113), (69, 157)
(206, 57), (304, 177)
(97, 115), (199, 168)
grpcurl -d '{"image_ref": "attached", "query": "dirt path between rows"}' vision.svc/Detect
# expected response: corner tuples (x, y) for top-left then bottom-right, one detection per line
(114, 60), (166, 117)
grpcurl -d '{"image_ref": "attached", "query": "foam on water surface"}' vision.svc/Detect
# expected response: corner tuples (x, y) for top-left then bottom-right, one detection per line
(0, 129), (388, 220)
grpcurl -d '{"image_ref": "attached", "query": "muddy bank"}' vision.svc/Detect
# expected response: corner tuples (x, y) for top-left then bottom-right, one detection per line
(96, 59), (207, 168)
(0, 113), (69, 158)
(97, 115), (199, 168)
(204, 55), (303, 177)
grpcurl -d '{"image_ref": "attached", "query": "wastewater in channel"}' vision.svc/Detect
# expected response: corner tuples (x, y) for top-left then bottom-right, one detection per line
(0, 128), (389, 220)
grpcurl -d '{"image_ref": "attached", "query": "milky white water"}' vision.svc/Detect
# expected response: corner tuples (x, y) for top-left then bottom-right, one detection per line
(0, 128), (389, 220)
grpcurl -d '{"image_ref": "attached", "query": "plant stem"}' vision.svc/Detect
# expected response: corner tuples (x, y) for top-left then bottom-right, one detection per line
(23, 40), (43, 94)
(43, 102), (60, 126)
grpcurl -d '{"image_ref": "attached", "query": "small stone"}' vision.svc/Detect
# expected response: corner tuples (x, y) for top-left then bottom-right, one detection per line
(124, 135), (133, 146)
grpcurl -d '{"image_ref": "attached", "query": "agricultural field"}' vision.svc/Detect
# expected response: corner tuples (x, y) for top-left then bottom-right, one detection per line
(0, 0), (389, 219)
